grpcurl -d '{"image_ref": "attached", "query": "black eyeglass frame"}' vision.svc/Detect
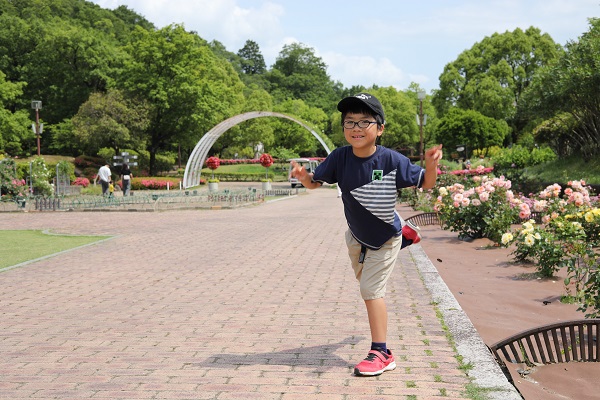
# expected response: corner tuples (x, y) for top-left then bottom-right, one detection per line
(342, 120), (379, 129)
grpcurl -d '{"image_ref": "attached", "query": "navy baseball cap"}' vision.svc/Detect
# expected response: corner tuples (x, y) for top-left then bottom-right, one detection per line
(337, 93), (385, 124)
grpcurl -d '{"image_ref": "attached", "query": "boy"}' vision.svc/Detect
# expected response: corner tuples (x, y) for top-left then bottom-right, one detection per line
(290, 93), (442, 376)
(108, 180), (115, 198)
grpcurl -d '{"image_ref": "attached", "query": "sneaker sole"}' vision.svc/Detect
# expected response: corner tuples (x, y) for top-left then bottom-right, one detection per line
(354, 361), (397, 376)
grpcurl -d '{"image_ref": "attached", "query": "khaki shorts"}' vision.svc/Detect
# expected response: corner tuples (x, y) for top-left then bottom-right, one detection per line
(345, 229), (403, 300)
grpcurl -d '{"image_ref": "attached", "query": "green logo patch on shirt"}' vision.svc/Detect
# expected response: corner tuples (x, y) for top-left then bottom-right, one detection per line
(372, 170), (383, 181)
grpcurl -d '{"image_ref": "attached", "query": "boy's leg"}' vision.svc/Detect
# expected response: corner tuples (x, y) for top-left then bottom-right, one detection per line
(365, 298), (387, 342)
(346, 231), (402, 376)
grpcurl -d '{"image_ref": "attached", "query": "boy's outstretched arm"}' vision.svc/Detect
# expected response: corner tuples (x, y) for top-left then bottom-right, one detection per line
(290, 161), (322, 190)
(422, 144), (443, 189)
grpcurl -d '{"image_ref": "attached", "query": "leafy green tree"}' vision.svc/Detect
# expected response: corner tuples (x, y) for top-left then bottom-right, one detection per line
(212, 86), (275, 157)
(272, 99), (332, 156)
(17, 20), (125, 137)
(47, 118), (79, 156)
(236, 39), (269, 90)
(0, 71), (31, 156)
(0, 0), (152, 155)
(238, 40), (266, 75)
(435, 108), (510, 157)
(0, 13), (40, 86)
(523, 18), (600, 159)
(119, 24), (245, 174)
(71, 89), (149, 156)
(110, 5), (155, 35)
(434, 27), (562, 142)
(267, 43), (340, 113)
(374, 87), (421, 151)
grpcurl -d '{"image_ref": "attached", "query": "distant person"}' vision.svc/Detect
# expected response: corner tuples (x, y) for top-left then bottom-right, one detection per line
(108, 180), (115, 198)
(120, 163), (133, 196)
(98, 163), (111, 196)
(291, 93), (443, 377)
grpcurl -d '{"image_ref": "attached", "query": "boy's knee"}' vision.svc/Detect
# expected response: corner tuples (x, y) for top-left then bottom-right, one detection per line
(360, 284), (385, 300)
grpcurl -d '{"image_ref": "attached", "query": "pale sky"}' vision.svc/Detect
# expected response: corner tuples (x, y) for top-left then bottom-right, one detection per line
(90, 0), (597, 93)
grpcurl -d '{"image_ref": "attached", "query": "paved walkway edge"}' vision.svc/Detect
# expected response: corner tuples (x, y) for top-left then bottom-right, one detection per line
(409, 245), (523, 400)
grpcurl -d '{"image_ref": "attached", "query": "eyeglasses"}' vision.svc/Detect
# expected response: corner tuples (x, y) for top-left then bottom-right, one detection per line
(342, 120), (378, 129)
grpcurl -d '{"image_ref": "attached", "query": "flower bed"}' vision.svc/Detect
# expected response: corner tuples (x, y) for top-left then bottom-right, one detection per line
(72, 177), (90, 188)
(431, 174), (600, 317)
(130, 177), (184, 190)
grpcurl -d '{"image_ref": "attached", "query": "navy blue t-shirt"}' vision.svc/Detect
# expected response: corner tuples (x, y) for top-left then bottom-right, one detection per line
(313, 145), (424, 250)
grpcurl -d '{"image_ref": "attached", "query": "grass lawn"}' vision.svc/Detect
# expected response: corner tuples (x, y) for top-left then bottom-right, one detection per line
(524, 155), (600, 184)
(0, 230), (111, 270)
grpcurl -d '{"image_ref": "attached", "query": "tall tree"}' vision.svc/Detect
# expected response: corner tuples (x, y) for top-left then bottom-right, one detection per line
(272, 98), (332, 157)
(119, 24), (245, 174)
(433, 27), (562, 142)
(71, 89), (149, 155)
(238, 40), (266, 75)
(23, 20), (123, 125)
(0, 70), (31, 156)
(267, 42), (339, 113)
(523, 18), (600, 159)
(435, 108), (510, 156)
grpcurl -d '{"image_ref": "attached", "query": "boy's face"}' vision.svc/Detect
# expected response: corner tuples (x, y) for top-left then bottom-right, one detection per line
(343, 112), (383, 155)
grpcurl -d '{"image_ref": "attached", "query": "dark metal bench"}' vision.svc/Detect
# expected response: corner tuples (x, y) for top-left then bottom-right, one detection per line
(405, 212), (441, 227)
(489, 319), (600, 366)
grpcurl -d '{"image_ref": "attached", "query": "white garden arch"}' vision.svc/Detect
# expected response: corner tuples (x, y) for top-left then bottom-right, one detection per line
(183, 111), (332, 188)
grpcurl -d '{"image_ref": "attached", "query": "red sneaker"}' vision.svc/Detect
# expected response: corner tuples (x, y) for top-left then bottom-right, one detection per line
(401, 220), (422, 249)
(354, 349), (396, 376)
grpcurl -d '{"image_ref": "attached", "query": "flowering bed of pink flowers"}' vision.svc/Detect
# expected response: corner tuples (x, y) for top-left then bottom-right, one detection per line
(448, 165), (494, 176)
(131, 178), (181, 190)
(72, 177), (90, 187)
(435, 174), (522, 243)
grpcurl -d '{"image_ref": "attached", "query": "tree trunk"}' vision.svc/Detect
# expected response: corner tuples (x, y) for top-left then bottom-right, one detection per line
(149, 150), (156, 176)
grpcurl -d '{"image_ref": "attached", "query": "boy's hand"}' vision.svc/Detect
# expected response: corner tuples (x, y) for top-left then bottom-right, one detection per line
(290, 161), (308, 181)
(425, 144), (443, 164)
(290, 161), (322, 190)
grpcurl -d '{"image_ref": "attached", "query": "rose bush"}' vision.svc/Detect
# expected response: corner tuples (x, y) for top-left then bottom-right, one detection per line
(435, 174), (522, 244)
(72, 177), (90, 187)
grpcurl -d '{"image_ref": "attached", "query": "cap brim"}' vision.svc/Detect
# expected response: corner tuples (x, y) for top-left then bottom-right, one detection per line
(337, 97), (368, 113)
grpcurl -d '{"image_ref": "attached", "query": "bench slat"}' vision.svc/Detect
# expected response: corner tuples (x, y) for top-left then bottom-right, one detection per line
(490, 319), (600, 366)
(405, 212), (441, 227)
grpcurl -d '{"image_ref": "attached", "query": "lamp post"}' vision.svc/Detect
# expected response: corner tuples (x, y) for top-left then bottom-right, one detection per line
(31, 101), (42, 157)
(416, 91), (427, 166)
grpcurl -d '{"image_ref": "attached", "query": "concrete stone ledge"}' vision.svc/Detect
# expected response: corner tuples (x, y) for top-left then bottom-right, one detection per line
(410, 245), (523, 400)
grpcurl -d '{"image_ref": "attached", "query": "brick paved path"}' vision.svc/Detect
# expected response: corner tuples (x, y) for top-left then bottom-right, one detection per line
(1, 188), (513, 399)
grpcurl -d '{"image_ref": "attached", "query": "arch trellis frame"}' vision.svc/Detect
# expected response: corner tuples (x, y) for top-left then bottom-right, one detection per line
(183, 111), (332, 189)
